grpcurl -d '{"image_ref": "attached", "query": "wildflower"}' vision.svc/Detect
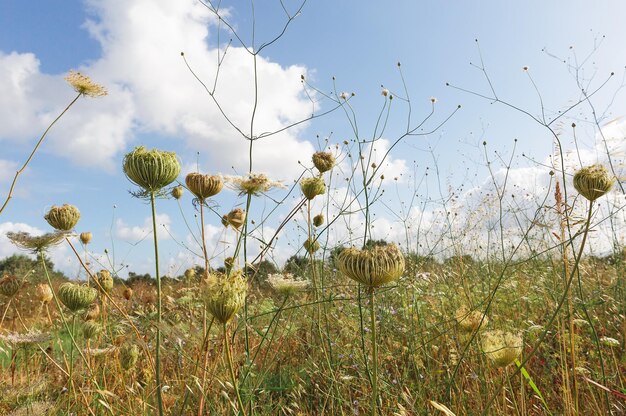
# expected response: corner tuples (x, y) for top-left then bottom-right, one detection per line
(312, 151), (336, 173)
(203, 270), (247, 324)
(65, 70), (107, 97)
(225, 173), (285, 196)
(600, 336), (620, 348)
(57, 282), (98, 313)
(79, 231), (92, 245)
(267, 273), (309, 297)
(122, 146), (181, 193)
(481, 330), (522, 367)
(455, 306), (488, 332)
(83, 346), (117, 357)
(573, 164), (614, 201)
(185, 172), (223, 200)
(336, 244), (405, 288)
(6, 231), (66, 254)
(300, 177), (326, 200)
(0, 330), (52, 346)
(0, 274), (20, 297)
(44, 204), (80, 231)
(35, 283), (53, 304)
(171, 185), (184, 200)
(222, 208), (246, 229)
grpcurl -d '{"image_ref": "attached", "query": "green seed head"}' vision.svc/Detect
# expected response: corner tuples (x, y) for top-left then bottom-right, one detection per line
(185, 172), (223, 200)
(303, 238), (321, 254)
(171, 185), (184, 200)
(203, 270), (247, 324)
(82, 321), (103, 340)
(221, 208), (246, 229)
(300, 177), (326, 200)
(93, 269), (114, 294)
(312, 151), (335, 173)
(336, 243), (405, 288)
(313, 214), (324, 227)
(122, 146), (181, 192)
(44, 204), (80, 231)
(57, 282), (98, 313)
(0, 274), (20, 298)
(481, 330), (522, 367)
(120, 343), (140, 370)
(573, 164), (614, 201)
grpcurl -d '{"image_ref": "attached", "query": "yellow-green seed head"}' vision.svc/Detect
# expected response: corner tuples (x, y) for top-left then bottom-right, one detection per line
(573, 164), (614, 201)
(303, 238), (321, 254)
(93, 269), (114, 294)
(455, 306), (488, 332)
(122, 146), (181, 192)
(0, 274), (20, 297)
(171, 185), (184, 200)
(336, 243), (405, 288)
(57, 282), (98, 313)
(313, 214), (324, 227)
(35, 283), (53, 304)
(82, 321), (103, 340)
(203, 270), (247, 324)
(300, 177), (326, 200)
(185, 172), (223, 200)
(481, 330), (522, 367)
(80, 232), (92, 245)
(221, 208), (246, 229)
(312, 151), (335, 173)
(120, 343), (140, 370)
(44, 204), (80, 231)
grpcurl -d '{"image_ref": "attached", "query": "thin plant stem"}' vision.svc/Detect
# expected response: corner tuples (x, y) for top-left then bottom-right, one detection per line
(369, 288), (379, 416)
(224, 322), (246, 416)
(150, 191), (165, 416)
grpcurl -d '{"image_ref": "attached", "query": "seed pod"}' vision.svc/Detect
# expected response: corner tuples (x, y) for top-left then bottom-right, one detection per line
(313, 214), (324, 227)
(185, 172), (223, 200)
(35, 283), (53, 304)
(120, 344), (140, 370)
(221, 208), (246, 229)
(573, 164), (614, 201)
(58, 283), (98, 313)
(336, 244), (405, 288)
(45, 204), (80, 231)
(122, 146), (181, 192)
(312, 151), (335, 173)
(93, 270), (114, 294)
(84, 303), (101, 321)
(123, 287), (133, 301)
(300, 177), (326, 200)
(203, 270), (247, 324)
(80, 232), (92, 245)
(171, 185), (184, 200)
(0, 274), (20, 297)
(82, 321), (103, 340)
(303, 238), (321, 254)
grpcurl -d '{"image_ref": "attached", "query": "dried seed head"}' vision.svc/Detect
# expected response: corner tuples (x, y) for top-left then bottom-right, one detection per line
(185, 172), (223, 200)
(267, 273), (309, 297)
(35, 283), (53, 304)
(6, 231), (66, 254)
(222, 208), (246, 229)
(455, 306), (488, 332)
(313, 214), (324, 227)
(57, 283), (98, 313)
(44, 204), (80, 231)
(481, 330), (522, 367)
(82, 321), (103, 340)
(336, 244), (405, 288)
(79, 232), (92, 245)
(184, 268), (196, 281)
(203, 270), (247, 324)
(84, 303), (101, 321)
(65, 70), (107, 97)
(123, 287), (133, 301)
(312, 151), (335, 173)
(123, 146), (181, 192)
(120, 343), (140, 370)
(300, 177), (326, 200)
(93, 269), (114, 294)
(171, 185), (184, 200)
(573, 164), (614, 201)
(303, 238), (321, 254)
(0, 274), (20, 297)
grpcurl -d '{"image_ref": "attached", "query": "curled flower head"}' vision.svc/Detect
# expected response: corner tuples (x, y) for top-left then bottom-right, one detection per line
(300, 177), (326, 200)
(225, 173), (285, 196)
(185, 172), (223, 200)
(82, 321), (103, 340)
(222, 208), (246, 229)
(6, 231), (66, 254)
(312, 151), (336, 173)
(336, 243), (405, 288)
(203, 270), (247, 324)
(80, 232), (92, 245)
(0, 274), (20, 297)
(45, 204), (80, 231)
(57, 282), (98, 313)
(481, 330), (522, 367)
(123, 146), (181, 193)
(120, 343), (140, 370)
(267, 273), (309, 297)
(455, 306), (488, 332)
(573, 164), (614, 201)
(171, 185), (184, 200)
(65, 70), (107, 97)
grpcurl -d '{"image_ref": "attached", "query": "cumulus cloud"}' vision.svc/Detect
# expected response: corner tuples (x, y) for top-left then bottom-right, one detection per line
(115, 213), (172, 242)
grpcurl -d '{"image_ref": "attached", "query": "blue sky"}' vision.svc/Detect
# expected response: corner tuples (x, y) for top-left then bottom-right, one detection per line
(1, 1), (625, 277)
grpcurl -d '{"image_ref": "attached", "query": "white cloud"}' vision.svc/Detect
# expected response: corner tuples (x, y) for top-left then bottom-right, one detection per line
(115, 213), (172, 242)
(0, 160), (18, 184)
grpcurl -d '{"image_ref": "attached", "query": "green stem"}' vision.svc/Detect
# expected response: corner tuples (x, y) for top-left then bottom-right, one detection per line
(224, 322), (246, 416)
(150, 191), (164, 416)
(369, 288), (379, 416)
